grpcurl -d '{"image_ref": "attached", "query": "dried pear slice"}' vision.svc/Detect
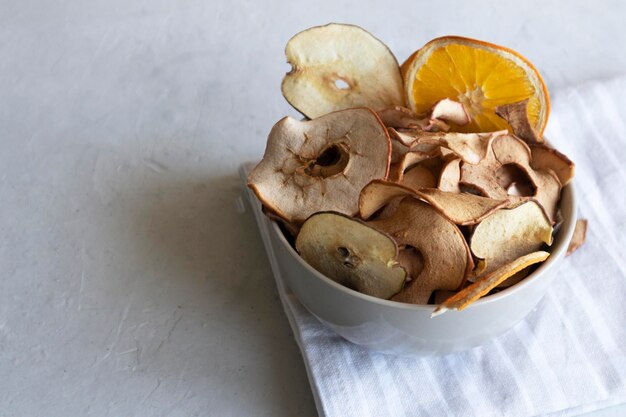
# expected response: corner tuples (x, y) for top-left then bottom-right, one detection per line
(296, 212), (406, 299)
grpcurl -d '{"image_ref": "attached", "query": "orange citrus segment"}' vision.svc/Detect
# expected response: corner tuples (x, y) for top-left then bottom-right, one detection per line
(402, 36), (549, 134)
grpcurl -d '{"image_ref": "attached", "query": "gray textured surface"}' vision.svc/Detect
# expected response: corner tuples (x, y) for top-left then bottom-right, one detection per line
(1, 1), (625, 416)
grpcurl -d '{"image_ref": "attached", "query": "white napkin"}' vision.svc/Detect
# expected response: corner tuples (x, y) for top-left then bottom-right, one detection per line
(242, 76), (626, 417)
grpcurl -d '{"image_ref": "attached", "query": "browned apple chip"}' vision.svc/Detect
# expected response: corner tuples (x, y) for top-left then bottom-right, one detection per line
(397, 130), (506, 164)
(529, 144), (575, 186)
(416, 189), (509, 226)
(494, 99), (542, 144)
(248, 108), (391, 223)
(461, 134), (562, 222)
(369, 197), (472, 304)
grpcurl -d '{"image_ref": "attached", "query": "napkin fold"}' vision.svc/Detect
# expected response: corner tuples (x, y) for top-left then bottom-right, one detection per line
(242, 76), (626, 417)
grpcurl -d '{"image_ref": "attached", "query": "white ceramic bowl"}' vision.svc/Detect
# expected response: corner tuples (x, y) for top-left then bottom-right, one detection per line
(267, 185), (577, 356)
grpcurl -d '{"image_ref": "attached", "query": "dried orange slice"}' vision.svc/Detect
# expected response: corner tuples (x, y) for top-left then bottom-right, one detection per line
(402, 36), (549, 134)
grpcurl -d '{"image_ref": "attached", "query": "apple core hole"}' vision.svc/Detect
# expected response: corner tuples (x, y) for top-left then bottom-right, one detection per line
(304, 144), (350, 178)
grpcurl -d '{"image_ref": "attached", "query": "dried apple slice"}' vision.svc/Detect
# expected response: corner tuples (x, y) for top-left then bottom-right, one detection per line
(529, 144), (575, 186)
(296, 212), (406, 299)
(460, 134), (562, 221)
(432, 251), (550, 316)
(400, 165), (437, 191)
(369, 197), (472, 304)
(395, 129), (506, 164)
(377, 106), (424, 129)
(388, 149), (442, 182)
(248, 108), (391, 223)
(359, 180), (415, 220)
(282, 23), (404, 119)
(397, 245), (425, 283)
(416, 189), (508, 225)
(494, 99), (542, 144)
(430, 98), (470, 126)
(438, 157), (462, 193)
(470, 200), (553, 275)
(567, 219), (588, 256)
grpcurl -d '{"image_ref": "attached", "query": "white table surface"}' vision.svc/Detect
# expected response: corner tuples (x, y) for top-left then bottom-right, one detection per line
(1, 1), (625, 416)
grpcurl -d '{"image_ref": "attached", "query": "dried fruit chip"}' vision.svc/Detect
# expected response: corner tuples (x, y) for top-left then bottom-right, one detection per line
(494, 99), (542, 144)
(567, 219), (588, 256)
(282, 23), (404, 119)
(529, 144), (575, 186)
(397, 245), (424, 283)
(438, 157), (462, 193)
(248, 108), (391, 223)
(416, 189), (508, 225)
(470, 200), (553, 275)
(432, 251), (550, 316)
(369, 197), (472, 304)
(430, 98), (470, 126)
(296, 212), (406, 299)
(396, 129), (506, 165)
(461, 134), (562, 221)
(359, 180), (415, 220)
(400, 165), (437, 191)
(377, 106), (423, 129)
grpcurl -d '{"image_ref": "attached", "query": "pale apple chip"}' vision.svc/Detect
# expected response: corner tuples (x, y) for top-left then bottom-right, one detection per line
(369, 197), (473, 304)
(282, 23), (404, 119)
(296, 212), (406, 299)
(416, 189), (509, 226)
(529, 144), (575, 186)
(432, 251), (550, 316)
(359, 180), (415, 220)
(494, 99), (542, 144)
(470, 200), (553, 276)
(567, 219), (588, 256)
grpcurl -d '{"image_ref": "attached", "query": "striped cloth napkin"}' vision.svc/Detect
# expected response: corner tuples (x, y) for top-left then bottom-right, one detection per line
(242, 76), (626, 417)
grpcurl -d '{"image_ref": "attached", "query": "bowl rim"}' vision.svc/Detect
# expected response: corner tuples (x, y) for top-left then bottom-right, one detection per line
(269, 184), (578, 312)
